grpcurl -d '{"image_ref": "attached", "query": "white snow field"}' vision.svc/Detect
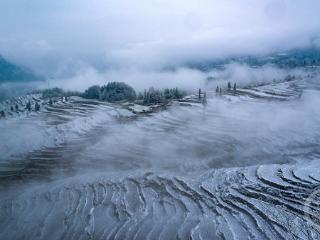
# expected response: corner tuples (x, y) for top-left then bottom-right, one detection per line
(0, 76), (320, 239)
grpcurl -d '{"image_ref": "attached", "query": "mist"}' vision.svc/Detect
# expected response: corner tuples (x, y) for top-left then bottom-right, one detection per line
(0, 0), (319, 79)
(38, 63), (307, 95)
(1, 2), (320, 239)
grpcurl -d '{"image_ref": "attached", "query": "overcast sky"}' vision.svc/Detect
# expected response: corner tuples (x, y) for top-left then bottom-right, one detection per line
(0, 0), (319, 77)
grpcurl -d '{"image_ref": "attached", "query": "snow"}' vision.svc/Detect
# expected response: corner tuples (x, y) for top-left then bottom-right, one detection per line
(128, 104), (152, 113)
(0, 78), (320, 239)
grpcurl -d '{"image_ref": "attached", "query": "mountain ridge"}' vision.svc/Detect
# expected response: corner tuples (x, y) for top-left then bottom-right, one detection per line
(0, 55), (40, 83)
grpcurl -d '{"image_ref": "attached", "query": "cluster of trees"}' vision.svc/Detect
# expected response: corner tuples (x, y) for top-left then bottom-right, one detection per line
(214, 82), (237, 95)
(25, 101), (40, 112)
(101, 82), (136, 102)
(84, 82), (136, 102)
(41, 88), (64, 98)
(227, 82), (237, 91)
(39, 88), (81, 99)
(0, 100), (41, 118)
(38, 82), (186, 106)
(84, 83), (186, 105)
(137, 87), (186, 105)
(10, 104), (19, 112)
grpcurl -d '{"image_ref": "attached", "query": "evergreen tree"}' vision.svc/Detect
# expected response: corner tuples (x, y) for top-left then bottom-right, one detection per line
(35, 102), (40, 112)
(42, 88), (64, 98)
(26, 101), (31, 111)
(140, 87), (185, 105)
(202, 92), (207, 105)
(84, 85), (101, 99)
(137, 92), (144, 100)
(227, 82), (231, 90)
(164, 88), (170, 99)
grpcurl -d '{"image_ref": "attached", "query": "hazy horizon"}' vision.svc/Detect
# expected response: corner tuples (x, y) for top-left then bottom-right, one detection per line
(0, 0), (319, 78)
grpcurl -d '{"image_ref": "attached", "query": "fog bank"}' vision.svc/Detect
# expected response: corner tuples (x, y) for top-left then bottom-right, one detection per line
(0, 0), (319, 77)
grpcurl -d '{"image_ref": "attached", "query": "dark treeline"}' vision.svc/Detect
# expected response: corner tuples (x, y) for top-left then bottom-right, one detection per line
(37, 82), (186, 105)
(33, 87), (82, 99)
(84, 82), (136, 102)
(84, 82), (186, 105)
(137, 87), (186, 105)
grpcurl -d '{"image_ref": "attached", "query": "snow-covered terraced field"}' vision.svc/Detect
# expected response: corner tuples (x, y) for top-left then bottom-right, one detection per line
(2, 162), (320, 240)
(1, 78), (320, 239)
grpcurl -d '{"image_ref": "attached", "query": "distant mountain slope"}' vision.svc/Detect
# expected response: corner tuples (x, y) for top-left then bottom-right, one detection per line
(185, 48), (320, 71)
(0, 56), (40, 83)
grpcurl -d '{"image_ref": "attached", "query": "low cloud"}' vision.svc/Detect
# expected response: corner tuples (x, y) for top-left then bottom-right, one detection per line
(43, 67), (207, 92)
(0, 0), (319, 78)
(42, 64), (308, 94)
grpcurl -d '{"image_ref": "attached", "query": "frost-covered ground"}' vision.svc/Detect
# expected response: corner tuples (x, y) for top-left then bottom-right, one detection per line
(0, 75), (320, 239)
